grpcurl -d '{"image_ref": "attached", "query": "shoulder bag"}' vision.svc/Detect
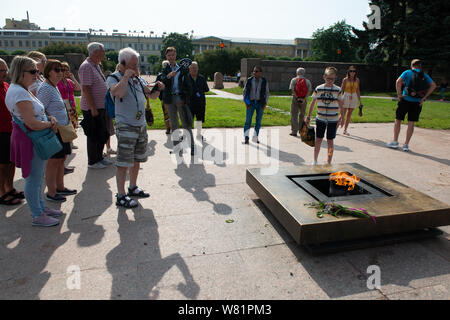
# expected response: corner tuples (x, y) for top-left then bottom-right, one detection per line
(12, 114), (62, 160)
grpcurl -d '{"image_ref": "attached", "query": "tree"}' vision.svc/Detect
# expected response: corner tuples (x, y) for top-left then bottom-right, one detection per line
(10, 50), (27, 56)
(352, 0), (450, 72)
(40, 41), (88, 55)
(160, 32), (194, 60)
(102, 50), (118, 72)
(194, 47), (262, 80)
(0, 50), (9, 55)
(309, 20), (360, 62)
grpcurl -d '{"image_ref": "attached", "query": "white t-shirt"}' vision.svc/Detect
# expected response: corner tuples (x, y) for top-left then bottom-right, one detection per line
(5, 83), (47, 122)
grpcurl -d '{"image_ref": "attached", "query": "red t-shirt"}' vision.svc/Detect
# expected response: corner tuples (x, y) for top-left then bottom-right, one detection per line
(0, 81), (12, 133)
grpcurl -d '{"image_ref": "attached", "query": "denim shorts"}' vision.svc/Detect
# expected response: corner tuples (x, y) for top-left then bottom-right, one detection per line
(115, 123), (148, 167)
(316, 119), (338, 140)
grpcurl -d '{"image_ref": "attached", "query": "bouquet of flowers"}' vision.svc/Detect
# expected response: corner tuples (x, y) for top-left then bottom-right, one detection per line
(307, 202), (376, 224)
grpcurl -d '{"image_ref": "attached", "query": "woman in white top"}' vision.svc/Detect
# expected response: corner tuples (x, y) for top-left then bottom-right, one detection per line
(37, 59), (77, 203)
(5, 55), (61, 227)
(27, 51), (47, 96)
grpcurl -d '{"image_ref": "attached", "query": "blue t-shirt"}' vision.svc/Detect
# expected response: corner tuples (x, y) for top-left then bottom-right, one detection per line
(400, 69), (433, 103)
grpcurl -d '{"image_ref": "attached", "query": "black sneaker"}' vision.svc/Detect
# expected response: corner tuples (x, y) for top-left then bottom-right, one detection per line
(166, 129), (171, 134)
(64, 167), (74, 175)
(244, 137), (249, 144)
(46, 193), (67, 202)
(56, 188), (77, 196)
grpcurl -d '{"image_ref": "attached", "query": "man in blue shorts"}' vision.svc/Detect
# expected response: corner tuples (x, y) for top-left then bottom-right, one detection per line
(387, 59), (436, 152)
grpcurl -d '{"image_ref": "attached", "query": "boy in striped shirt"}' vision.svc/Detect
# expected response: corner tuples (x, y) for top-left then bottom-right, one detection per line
(305, 67), (344, 165)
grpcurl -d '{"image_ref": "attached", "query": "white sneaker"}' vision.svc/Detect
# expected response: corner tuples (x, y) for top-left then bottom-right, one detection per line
(101, 158), (113, 166)
(88, 162), (107, 169)
(311, 161), (318, 166)
(402, 144), (409, 152)
(386, 141), (399, 149)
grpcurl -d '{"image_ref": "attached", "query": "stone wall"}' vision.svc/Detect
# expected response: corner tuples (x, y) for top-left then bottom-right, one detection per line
(0, 53), (86, 81)
(240, 58), (401, 92)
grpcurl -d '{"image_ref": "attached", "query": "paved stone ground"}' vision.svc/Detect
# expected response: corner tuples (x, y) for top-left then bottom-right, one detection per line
(0, 114), (449, 299)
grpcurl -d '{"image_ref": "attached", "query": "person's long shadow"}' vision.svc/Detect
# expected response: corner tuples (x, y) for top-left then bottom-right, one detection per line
(174, 159), (232, 215)
(106, 207), (200, 299)
(66, 166), (115, 247)
(342, 134), (450, 166)
(252, 198), (450, 299)
(0, 203), (70, 299)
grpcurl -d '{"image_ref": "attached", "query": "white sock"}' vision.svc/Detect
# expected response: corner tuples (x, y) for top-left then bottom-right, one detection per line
(196, 121), (202, 136)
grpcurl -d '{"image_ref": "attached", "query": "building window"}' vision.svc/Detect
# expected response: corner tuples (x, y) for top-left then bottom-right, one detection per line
(45, 41), (48, 46)
(0, 40), (2, 47)
(146, 44), (150, 50)
(152, 44), (155, 50)
(19, 40), (23, 47)
(25, 40), (29, 47)
(38, 41), (42, 47)
(32, 40), (36, 47)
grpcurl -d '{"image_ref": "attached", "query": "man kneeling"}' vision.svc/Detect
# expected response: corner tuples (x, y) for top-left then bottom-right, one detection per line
(108, 48), (164, 208)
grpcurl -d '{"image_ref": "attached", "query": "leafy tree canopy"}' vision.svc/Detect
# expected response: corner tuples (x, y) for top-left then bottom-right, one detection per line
(160, 32), (194, 60)
(309, 20), (360, 63)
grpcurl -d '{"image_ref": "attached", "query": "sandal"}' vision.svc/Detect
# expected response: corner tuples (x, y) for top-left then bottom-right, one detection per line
(116, 194), (138, 208)
(0, 193), (22, 206)
(9, 188), (25, 199)
(127, 186), (150, 198)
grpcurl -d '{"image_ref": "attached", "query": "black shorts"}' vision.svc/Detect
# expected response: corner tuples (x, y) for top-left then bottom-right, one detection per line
(51, 131), (72, 159)
(396, 99), (422, 122)
(189, 103), (205, 122)
(0, 132), (11, 164)
(316, 119), (337, 140)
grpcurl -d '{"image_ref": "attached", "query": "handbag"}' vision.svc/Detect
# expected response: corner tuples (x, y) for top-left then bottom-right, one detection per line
(300, 122), (316, 147)
(12, 115), (62, 160)
(57, 121), (77, 143)
(57, 105), (78, 143)
(145, 106), (154, 127)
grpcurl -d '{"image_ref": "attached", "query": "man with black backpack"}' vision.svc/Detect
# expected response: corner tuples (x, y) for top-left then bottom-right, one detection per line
(387, 59), (436, 152)
(289, 68), (312, 137)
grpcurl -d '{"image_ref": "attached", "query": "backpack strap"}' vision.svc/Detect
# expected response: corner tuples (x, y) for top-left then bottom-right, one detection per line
(107, 73), (122, 103)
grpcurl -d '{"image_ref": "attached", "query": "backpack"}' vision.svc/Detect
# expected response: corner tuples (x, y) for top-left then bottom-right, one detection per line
(406, 70), (430, 99)
(105, 74), (121, 118)
(295, 78), (308, 98)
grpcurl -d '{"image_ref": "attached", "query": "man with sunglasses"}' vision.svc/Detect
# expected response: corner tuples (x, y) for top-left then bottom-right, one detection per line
(243, 66), (270, 144)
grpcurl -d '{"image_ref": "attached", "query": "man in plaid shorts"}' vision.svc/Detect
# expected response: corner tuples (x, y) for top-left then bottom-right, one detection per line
(107, 48), (164, 208)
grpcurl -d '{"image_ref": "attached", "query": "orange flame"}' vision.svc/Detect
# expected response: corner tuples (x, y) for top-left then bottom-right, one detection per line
(329, 171), (360, 191)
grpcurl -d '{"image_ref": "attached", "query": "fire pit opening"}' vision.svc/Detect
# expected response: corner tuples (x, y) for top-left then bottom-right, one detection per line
(288, 172), (393, 202)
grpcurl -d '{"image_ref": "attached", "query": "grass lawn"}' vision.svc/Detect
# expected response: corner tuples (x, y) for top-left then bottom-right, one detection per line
(267, 96), (450, 130)
(224, 87), (450, 101)
(75, 97), (291, 130)
(75, 96), (449, 130)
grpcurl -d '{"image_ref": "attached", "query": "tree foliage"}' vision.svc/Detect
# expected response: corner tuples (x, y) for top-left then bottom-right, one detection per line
(194, 47), (263, 80)
(10, 50), (27, 56)
(352, 0), (450, 72)
(160, 33), (194, 60)
(40, 41), (88, 56)
(309, 20), (360, 62)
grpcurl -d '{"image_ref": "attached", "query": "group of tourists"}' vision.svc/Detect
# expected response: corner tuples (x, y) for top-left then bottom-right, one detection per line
(243, 59), (437, 166)
(0, 38), (440, 227)
(0, 42), (212, 224)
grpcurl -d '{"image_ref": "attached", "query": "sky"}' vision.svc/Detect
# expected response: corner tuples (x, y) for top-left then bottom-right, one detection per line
(0, 0), (372, 39)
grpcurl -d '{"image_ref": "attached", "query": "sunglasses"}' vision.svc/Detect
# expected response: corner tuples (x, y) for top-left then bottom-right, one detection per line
(349, 70), (356, 73)
(25, 69), (39, 75)
(53, 68), (63, 73)
(325, 77), (336, 81)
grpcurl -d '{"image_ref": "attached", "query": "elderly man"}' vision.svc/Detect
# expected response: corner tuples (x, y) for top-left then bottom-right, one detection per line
(108, 47), (164, 208)
(78, 42), (111, 169)
(289, 67), (312, 136)
(188, 61), (209, 140)
(0, 58), (24, 206)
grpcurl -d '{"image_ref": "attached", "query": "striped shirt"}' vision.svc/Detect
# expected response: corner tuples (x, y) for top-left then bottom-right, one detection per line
(37, 82), (69, 126)
(312, 84), (343, 123)
(78, 58), (107, 111)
